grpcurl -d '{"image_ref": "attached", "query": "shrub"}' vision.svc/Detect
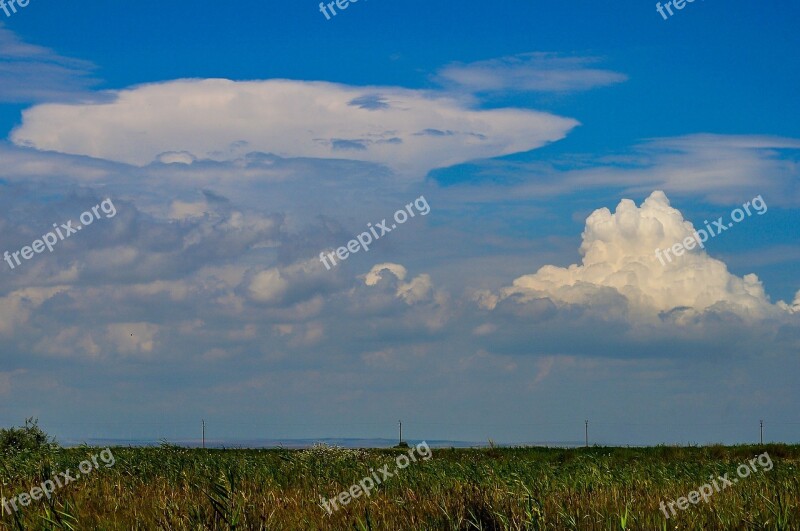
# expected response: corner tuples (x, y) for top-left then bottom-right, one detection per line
(0, 417), (56, 454)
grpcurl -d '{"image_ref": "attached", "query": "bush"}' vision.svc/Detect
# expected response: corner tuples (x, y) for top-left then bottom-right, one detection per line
(0, 417), (56, 454)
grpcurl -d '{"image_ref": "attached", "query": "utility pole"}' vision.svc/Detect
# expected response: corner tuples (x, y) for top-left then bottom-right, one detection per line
(760, 419), (763, 445)
(399, 420), (402, 445)
(585, 420), (589, 448)
(202, 419), (206, 449)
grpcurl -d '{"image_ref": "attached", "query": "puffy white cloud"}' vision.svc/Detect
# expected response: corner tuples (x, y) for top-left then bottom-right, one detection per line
(168, 200), (208, 220)
(33, 319), (162, 360)
(10, 78), (579, 177)
(248, 268), (289, 304)
(106, 323), (159, 356)
(364, 262), (433, 305)
(778, 291), (800, 314)
(0, 286), (68, 336)
(34, 327), (101, 359)
(244, 255), (339, 312)
(397, 273), (434, 305)
(364, 263), (408, 285)
(496, 191), (791, 320)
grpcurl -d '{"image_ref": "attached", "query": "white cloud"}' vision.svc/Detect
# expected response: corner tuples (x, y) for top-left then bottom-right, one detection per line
(437, 52), (627, 93)
(435, 134), (800, 209)
(364, 262), (435, 306)
(778, 290), (800, 314)
(495, 191), (792, 320)
(33, 319), (161, 360)
(35, 327), (101, 359)
(106, 323), (159, 355)
(157, 151), (196, 165)
(608, 135), (800, 203)
(169, 200), (208, 220)
(10, 78), (579, 177)
(244, 254), (339, 310)
(248, 268), (289, 304)
(397, 273), (433, 305)
(0, 286), (68, 336)
(128, 280), (192, 301)
(364, 263), (408, 285)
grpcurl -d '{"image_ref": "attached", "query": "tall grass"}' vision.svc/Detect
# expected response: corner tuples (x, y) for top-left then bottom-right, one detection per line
(0, 444), (798, 529)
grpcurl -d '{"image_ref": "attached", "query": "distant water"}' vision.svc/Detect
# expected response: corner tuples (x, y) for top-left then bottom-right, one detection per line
(59, 437), (585, 449)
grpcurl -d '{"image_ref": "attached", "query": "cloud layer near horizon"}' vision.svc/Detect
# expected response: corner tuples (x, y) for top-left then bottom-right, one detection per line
(0, 179), (797, 443)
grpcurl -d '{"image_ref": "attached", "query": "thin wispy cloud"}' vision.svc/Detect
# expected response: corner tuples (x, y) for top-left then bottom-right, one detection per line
(0, 24), (100, 103)
(436, 52), (628, 93)
(430, 134), (800, 207)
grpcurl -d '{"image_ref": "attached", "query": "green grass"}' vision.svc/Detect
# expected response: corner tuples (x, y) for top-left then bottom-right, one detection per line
(1, 444), (798, 529)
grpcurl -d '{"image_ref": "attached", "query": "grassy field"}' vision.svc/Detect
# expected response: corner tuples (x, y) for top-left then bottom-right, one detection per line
(0, 443), (798, 530)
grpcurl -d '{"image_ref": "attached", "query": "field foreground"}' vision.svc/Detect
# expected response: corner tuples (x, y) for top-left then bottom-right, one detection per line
(0, 444), (798, 530)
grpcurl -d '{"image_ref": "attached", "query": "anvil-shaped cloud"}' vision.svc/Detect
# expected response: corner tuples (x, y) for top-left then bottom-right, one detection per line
(10, 78), (579, 178)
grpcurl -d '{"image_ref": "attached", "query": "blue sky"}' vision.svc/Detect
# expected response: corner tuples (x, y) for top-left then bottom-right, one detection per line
(0, 0), (798, 446)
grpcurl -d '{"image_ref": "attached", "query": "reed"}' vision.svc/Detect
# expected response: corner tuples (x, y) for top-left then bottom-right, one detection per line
(1, 444), (798, 530)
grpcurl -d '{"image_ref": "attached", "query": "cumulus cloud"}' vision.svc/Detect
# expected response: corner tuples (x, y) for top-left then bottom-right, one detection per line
(437, 52), (627, 93)
(35, 327), (101, 359)
(778, 291), (800, 314)
(245, 255), (342, 311)
(0, 286), (68, 336)
(248, 268), (289, 304)
(33, 323), (160, 360)
(494, 191), (792, 321)
(364, 263), (434, 305)
(107, 323), (159, 356)
(397, 274), (434, 305)
(169, 200), (209, 220)
(10, 78), (579, 177)
(364, 263), (409, 286)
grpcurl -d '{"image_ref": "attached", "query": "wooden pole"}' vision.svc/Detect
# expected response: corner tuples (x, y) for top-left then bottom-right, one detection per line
(585, 420), (589, 448)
